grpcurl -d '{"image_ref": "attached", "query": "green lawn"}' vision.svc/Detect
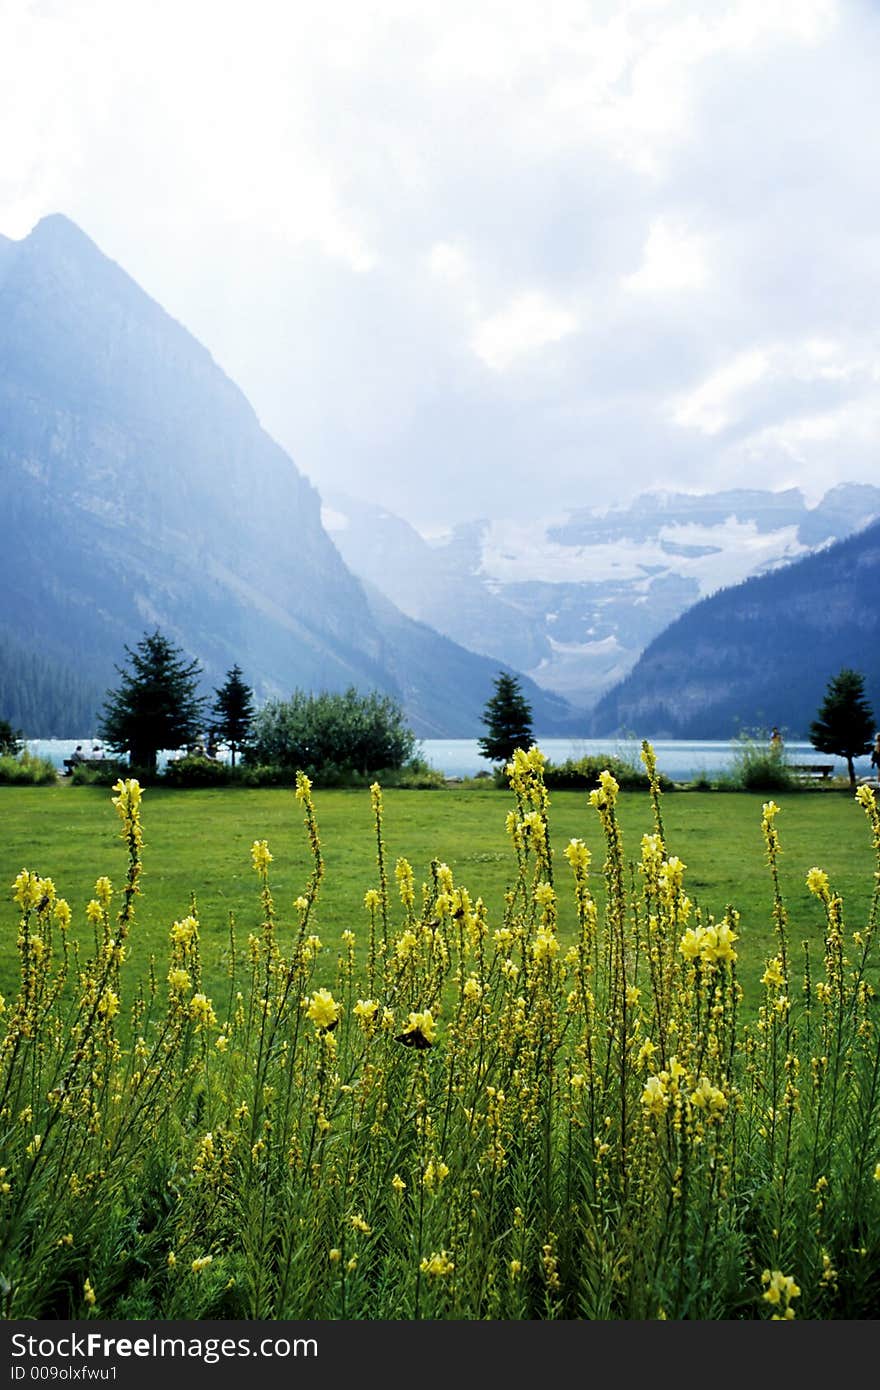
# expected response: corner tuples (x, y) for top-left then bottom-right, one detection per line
(0, 780), (876, 1013)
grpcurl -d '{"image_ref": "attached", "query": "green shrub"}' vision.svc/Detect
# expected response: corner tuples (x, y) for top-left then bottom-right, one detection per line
(70, 759), (127, 787)
(0, 751), (58, 785)
(162, 755), (236, 788)
(542, 753), (674, 792)
(246, 686), (416, 776)
(723, 732), (797, 792)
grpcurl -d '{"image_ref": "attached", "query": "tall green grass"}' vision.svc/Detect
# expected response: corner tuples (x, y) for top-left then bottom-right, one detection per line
(0, 745), (878, 1318)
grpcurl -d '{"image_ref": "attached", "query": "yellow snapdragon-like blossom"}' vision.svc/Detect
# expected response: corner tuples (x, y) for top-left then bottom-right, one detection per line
(564, 838), (591, 872)
(250, 840), (273, 874)
(806, 866), (830, 898)
(189, 993), (217, 1028)
(353, 998), (379, 1026)
(761, 1269), (800, 1317)
(420, 1250), (454, 1277)
(690, 1076), (727, 1118)
(306, 988), (342, 1031)
(762, 957), (785, 988)
(641, 1075), (669, 1117)
(401, 1009), (437, 1043)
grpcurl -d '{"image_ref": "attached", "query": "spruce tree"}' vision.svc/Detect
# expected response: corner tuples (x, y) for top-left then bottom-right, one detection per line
(210, 664), (255, 768)
(99, 630), (206, 775)
(809, 667), (876, 789)
(478, 671), (534, 764)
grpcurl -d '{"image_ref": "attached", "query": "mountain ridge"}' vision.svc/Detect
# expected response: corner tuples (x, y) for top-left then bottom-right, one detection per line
(0, 214), (582, 739)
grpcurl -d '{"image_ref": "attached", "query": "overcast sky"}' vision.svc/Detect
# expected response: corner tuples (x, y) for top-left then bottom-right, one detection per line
(2, 0), (879, 532)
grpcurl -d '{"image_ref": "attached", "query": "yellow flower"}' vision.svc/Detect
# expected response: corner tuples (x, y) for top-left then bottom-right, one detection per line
(532, 926), (559, 961)
(191, 1255), (213, 1273)
(306, 988), (342, 1031)
(189, 993), (217, 1028)
(167, 968), (191, 995)
(762, 957), (785, 988)
(636, 1038), (657, 1068)
(690, 1076), (727, 1118)
(353, 998), (379, 1026)
(534, 881), (556, 909)
(423, 1158), (450, 1190)
(564, 839), (591, 872)
(250, 840), (273, 874)
(641, 1075), (668, 1118)
(83, 1279), (96, 1307)
(806, 867), (830, 898)
(401, 1009), (437, 1044)
(329, 1248), (341, 1263)
(761, 1269), (800, 1310)
(350, 1213), (371, 1234)
(170, 916), (198, 946)
(363, 888), (381, 911)
(391, 1173), (406, 1194)
(463, 976), (482, 1002)
(420, 1250), (454, 1278)
(679, 928), (702, 962)
(395, 928), (418, 959)
(97, 989), (120, 1020)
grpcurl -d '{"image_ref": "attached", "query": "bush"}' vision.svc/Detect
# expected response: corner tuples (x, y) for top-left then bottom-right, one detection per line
(0, 751), (58, 785)
(542, 753), (674, 793)
(723, 731), (797, 792)
(247, 687), (417, 777)
(70, 759), (128, 787)
(162, 755), (236, 788)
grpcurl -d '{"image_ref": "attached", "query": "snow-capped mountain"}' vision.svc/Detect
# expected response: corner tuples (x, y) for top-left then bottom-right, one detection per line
(324, 484), (880, 707)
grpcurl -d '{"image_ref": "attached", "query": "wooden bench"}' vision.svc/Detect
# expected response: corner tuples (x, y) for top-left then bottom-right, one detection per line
(789, 763), (834, 780)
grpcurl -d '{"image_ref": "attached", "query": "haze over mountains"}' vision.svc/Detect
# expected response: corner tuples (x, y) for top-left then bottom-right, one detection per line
(324, 483), (880, 706)
(0, 214), (576, 739)
(589, 517), (880, 739)
(2, 212), (877, 745)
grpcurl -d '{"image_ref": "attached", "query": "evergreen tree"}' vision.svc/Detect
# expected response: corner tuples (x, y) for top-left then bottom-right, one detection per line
(99, 630), (206, 775)
(478, 671), (534, 764)
(809, 667), (876, 789)
(0, 718), (23, 756)
(210, 664), (255, 768)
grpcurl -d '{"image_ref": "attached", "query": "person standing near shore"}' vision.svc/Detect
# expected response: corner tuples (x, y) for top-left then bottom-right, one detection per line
(871, 732), (880, 782)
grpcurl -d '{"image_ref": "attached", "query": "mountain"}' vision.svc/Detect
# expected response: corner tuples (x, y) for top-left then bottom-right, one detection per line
(0, 214), (581, 739)
(588, 518), (880, 738)
(324, 484), (880, 706)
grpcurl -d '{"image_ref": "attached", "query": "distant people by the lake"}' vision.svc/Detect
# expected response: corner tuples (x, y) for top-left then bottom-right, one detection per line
(770, 727), (783, 751)
(70, 745), (85, 765)
(871, 733), (880, 781)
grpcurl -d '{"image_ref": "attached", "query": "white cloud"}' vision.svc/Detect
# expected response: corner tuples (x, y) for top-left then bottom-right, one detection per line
(471, 292), (579, 371)
(3, 0), (879, 530)
(623, 218), (710, 293)
(671, 349), (770, 434)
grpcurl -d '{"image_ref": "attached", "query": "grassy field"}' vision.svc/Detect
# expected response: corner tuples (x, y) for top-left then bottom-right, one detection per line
(1, 778), (875, 1013)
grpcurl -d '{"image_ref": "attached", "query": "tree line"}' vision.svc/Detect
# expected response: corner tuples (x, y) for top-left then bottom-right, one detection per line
(94, 629), (417, 779)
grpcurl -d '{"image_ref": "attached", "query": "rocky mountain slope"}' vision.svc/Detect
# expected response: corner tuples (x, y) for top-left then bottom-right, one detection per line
(588, 518), (880, 738)
(0, 215), (580, 738)
(324, 484), (880, 708)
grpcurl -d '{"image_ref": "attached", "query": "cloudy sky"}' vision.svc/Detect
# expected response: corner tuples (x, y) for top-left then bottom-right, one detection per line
(2, 0), (879, 531)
